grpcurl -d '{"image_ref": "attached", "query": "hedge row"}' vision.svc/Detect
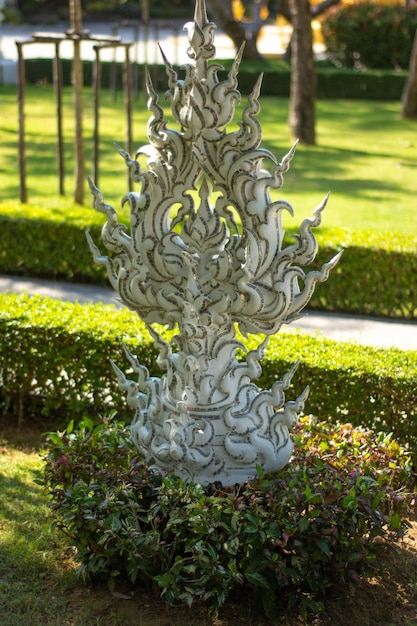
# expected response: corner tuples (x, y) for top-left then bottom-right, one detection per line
(309, 230), (417, 320)
(1, 204), (416, 319)
(23, 58), (408, 101)
(1, 292), (416, 456)
(0, 293), (156, 425)
(0, 202), (107, 285)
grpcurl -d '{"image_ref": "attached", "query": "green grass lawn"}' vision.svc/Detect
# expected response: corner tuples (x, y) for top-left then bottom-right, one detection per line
(0, 84), (416, 235)
(0, 442), (75, 624)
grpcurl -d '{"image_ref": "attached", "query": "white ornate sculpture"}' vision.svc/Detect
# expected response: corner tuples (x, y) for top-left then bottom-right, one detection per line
(87, 0), (342, 486)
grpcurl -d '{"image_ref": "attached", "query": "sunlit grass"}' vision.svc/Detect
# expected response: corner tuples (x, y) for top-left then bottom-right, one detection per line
(279, 99), (417, 233)
(0, 445), (77, 625)
(0, 84), (416, 235)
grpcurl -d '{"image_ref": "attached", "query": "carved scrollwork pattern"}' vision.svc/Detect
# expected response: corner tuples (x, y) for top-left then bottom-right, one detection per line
(87, 0), (341, 485)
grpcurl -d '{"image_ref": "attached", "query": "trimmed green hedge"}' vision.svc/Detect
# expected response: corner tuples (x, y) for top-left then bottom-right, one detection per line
(0, 202), (109, 285)
(23, 58), (408, 101)
(0, 293), (157, 425)
(307, 229), (417, 319)
(1, 293), (416, 456)
(1, 204), (416, 319)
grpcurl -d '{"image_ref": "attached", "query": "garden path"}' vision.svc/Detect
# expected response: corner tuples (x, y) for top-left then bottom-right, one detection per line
(1, 274), (416, 351)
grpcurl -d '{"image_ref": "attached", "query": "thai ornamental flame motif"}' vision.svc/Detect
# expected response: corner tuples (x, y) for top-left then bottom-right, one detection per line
(87, 0), (342, 485)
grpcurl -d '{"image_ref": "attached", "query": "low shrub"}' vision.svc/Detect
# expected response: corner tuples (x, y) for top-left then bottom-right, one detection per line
(287, 228), (417, 320)
(0, 202), (108, 284)
(322, 2), (417, 70)
(0, 293), (158, 426)
(15, 0), (192, 22)
(1, 204), (417, 319)
(43, 414), (415, 618)
(1, 292), (417, 457)
(22, 58), (408, 101)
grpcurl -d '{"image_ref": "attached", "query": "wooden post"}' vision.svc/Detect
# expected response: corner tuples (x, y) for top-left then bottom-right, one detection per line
(110, 23), (118, 102)
(132, 22), (139, 96)
(288, 0), (316, 145)
(93, 46), (102, 186)
(142, 0), (149, 98)
(53, 41), (65, 196)
(69, 0), (85, 204)
(16, 42), (27, 204)
(123, 44), (133, 191)
(402, 28), (417, 119)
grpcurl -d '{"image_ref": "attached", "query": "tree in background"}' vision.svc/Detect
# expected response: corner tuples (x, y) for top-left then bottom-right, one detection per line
(208, 0), (339, 145)
(288, 0), (315, 144)
(69, 0), (85, 204)
(207, 0), (267, 61)
(207, 0), (340, 61)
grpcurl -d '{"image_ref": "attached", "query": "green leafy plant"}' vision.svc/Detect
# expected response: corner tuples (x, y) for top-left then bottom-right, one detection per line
(2, 292), (417, 456)
(43, 415), (415, 618)
(322, 3), (417, 69)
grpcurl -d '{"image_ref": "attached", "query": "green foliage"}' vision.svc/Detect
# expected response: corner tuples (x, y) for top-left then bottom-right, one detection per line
(0, 293), (158, 426)
(315, 67), (407, 100)
(2, 201), (417, 319)
(285, 228), (417, 320)
(1, 292), (417, 457)
(14, 0), (194, 22)
(22, 58), (407, 101)
(322, 2), (417, 70)
(0, 204), (108, 284)
(43, 415), (414, 617)
(308, 236), (417, 320)
(261, 331), (417, 456)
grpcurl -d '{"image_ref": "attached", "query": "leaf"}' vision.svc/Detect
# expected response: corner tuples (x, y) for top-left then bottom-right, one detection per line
(231, 510), (240, 532)
(79, 416), (94, 431)
(245, 512), (259, 526)
(315, 539), (331, 559)
(292, 433), (302, 447)
(223, 537), (239, 555)
(390, 513), (402, 529)
(206, 544), (219, 559)
(47, 433), (63, 446)
(107, 576), (116, 593)
(346, 552), (365, 563)
(217, 590), (226, 606)
(156, 572), (175, 587)
(323, 493), (340, 505)
(245, 572), (269, 588)
(256, 464), (264, 479)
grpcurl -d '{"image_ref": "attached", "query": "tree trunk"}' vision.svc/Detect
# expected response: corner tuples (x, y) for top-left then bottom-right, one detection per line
(207, 0), (264, 60)
(402, 28), (417, 119)
(288, 0), (316, 144)
(72, 40), (85, 204)
(70, 0), (85, 204)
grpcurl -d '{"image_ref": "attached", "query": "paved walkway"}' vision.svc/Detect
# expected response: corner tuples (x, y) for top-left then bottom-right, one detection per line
(1, 274), (416, 351)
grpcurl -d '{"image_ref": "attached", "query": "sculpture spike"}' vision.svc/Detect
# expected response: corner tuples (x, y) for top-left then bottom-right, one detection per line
(194, 0), (209, 26)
